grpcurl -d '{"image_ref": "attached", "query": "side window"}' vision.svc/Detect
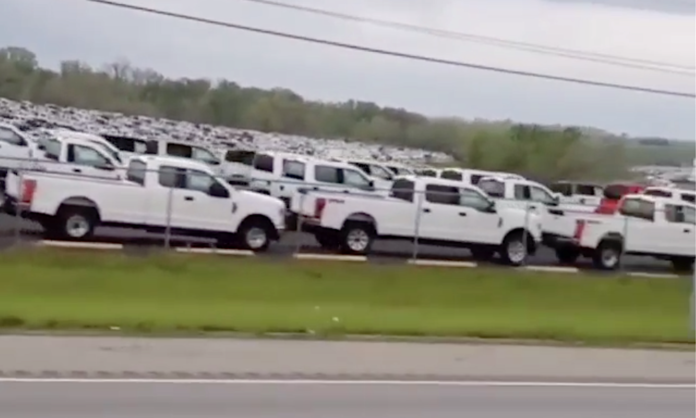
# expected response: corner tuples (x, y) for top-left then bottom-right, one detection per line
(459, 188), (490, 211)
(440, 170), (462, 181)
(342, 169), (372, 188)
(682, 193), (696, 204)
(550, 183), (572, 196)
(282, 160), (306, 181)
(225, 150), (255, 165)
(391, 179), (414, 202)
(514, 184), (530, 200)
(158, 165), (184, 189)
(479, 179), (505, 198)
(0, 127), (26, 146)
(370, 165), (393, 180)
(185, 169), (215, 193)
(683, 206), (696, 224)
(126, 160), (147, 186)
(620, 198), (655, 221)
(314, 165), (340, 184)
(253, 154), (274, 172)
(419, 169), (437, 177)
(576, 184), (597, 196)
(191, 147), (218, 164)
(425, 184), (459, 205)
(530, 186), (556, 205)
(68, 144), (110, 166)
(665, 205), (696, 224)
(165, 143), (193, 159)
(644, 189), (672, 198)
(470, 174), (484, 185)
(350, 162), (371, 175)
(43, 139), (62, 161)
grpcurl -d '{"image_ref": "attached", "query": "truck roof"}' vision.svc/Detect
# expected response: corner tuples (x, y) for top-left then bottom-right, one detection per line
(132, 155), (216, 173)
(396, 175), (487, 190)
(622, 193), (695, 207)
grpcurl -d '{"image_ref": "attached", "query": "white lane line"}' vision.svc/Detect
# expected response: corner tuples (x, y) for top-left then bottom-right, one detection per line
(36, 240), (123, 250)
(174, 247), (254, 256)
(407, 259), (477, 268)
(0, 378), (692, 389)
(294, 253), (367, 262)
(627, 272), (681, 279)
(522, 265), (579, 273)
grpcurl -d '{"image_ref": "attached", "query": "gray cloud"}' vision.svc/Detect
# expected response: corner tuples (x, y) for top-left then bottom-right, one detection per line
(0, 0), (693, 140)
(544, 0), (695, 15)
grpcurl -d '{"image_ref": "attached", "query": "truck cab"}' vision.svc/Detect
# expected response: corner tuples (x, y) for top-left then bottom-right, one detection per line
(33, 132), (124, 180)
(548, 181), (604, 209)
(438, 168), (524, 185)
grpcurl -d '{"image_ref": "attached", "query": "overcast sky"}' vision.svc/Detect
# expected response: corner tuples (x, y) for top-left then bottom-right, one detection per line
(1, 0), (694, 140)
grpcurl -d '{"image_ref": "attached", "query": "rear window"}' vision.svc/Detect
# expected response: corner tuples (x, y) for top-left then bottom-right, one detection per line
(576, 184), (599, 196)
(682, 193), (695, 204)
(478, 179), (505, 198)
(603, 184), (628, 200)
(253, 154), (274, 172)
(282, 159), (305, 180)
(643, 189), (673, 198)
(418, 169), (438, 177)
(440, 170), (462, 181)
(391, 179), (415, 202)
(43, 138), (61, 161)
(165, 142), (193, 159)
(126, 160), (147, 185)
(225, 150), (255, 165)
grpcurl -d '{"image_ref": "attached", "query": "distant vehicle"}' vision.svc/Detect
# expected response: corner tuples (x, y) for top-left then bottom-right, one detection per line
(595, 183), (645, 214)
(642, 186), (695, 204)
(548, 181), (604, 209)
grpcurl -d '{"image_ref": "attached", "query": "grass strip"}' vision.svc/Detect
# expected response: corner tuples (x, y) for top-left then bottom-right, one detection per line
(0, 248), (693, 345)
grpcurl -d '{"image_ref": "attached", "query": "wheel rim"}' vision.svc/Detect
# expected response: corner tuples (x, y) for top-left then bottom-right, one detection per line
(507, 239), (527, 263)
(65, 215), (89, 238)
(246, 227), (267, 249)
(347, 229), (369, 252)
(601, 248), (618, 267)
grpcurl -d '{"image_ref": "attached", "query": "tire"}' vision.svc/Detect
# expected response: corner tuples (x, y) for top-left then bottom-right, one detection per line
(555, 247), (580, 265)
(592, 239), (622, 270)
(340, 222), (375, 255)
(470, 246), (495, 262)
(54, 207), (98, 241)
(314, 231), (341, 250)
(499, 231), (528, 266)
(671, 257), (694, 274)
(237, 218), (273, 252)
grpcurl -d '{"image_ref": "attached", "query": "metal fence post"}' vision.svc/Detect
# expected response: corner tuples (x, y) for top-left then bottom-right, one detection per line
(294, 189), (305, 256)
(13, 168), (23, 246)
(411, 190), (423, 262)
(164, 184), (173, 250)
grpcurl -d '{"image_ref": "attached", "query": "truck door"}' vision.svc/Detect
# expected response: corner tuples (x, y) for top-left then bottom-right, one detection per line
(419, 184), (463, 241)
(663, 203), (695, 256)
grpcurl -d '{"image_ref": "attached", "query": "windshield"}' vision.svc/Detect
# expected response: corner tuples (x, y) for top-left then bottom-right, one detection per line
(192, 146), (219, 164)
(42, 138), (61, 160)
(370, 164), (394, 180)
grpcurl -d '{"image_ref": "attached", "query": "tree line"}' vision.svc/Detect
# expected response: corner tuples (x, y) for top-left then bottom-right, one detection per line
(1, 46), (689, 181)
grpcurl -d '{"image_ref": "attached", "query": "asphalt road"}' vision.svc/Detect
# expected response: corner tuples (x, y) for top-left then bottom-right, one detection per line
(1, 336), (693, 383)
(2, 382), (693, 418)
(0, 213), (674, 273)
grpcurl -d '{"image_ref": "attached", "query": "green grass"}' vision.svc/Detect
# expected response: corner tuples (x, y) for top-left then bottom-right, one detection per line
(0, 248), (693, 345)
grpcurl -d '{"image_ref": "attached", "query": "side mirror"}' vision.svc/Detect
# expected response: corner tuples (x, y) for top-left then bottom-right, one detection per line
(208, 159), (221, 166)
(548, 196), (560, 206)
(209, 182), (230, 198)
(95, 163), (115, 171)
(484, 200), (496, 213)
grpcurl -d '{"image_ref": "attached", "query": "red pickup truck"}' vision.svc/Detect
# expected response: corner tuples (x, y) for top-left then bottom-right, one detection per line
(594, 183), (645, 214)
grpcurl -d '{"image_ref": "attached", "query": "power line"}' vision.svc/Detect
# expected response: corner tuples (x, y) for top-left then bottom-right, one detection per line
(81, 0), (695, 98)
(237, 0), (696, 76)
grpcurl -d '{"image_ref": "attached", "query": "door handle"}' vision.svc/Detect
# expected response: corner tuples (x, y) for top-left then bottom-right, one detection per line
(72, 168), (82, 173)
(684, 229), (691, 233)
(184, 196), (194, 201)
(458, 212), (467, 216)
(423, 208), (431, 213)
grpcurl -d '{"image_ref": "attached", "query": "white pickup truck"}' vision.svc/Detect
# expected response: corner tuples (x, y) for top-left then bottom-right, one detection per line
(291, 176), (543, 265)
(572, 194), (695, 272)
(3, 155), (286, 251)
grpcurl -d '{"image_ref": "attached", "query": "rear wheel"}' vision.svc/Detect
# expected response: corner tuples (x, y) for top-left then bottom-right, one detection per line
(592, 240), (622, 270)
(52, 207), (98, 240)
(340, 222), (375, 255)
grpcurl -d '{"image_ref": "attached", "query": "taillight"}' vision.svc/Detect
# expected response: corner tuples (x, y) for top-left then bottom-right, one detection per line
(20, 179), (37, 205)
(573, 219), (586, 241)
(314, 198), (326, 219)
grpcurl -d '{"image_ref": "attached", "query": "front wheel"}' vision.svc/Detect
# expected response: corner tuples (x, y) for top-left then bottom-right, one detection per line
(499, 232), (528, 266)
(237, 219), (273, 252)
